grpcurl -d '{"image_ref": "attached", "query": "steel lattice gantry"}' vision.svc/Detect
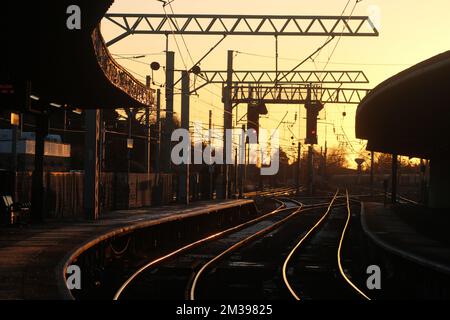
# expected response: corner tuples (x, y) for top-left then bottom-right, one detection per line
(104, 14), (379, 46)
(197, 70), (368, 84)
(192, 70), (370, 93)
(230, 85), (370, 104)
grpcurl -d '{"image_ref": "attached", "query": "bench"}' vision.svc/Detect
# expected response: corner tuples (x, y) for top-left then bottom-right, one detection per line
(1, 195), (30, 225)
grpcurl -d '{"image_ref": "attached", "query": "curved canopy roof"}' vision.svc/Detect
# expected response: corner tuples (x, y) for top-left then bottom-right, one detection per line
(356, 51), (450, 159)
(2, 1), (152, 110)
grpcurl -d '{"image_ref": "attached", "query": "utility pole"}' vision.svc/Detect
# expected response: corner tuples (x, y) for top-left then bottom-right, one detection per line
(245, 138), (249, 187)
(222, 50), (233, 199)
(239, 124), (245, 198)
(152, 89), (162, 206)
(11, 114), (18, 173)
(391, 153), (398, 204)
(234, 148), (238, 197)
(323, 140), (328, 178)
(275, 35), (279, 85)
(165, 51), (175, 173)
(83, 110), (100, 221)
(155, 89), (161, 174)
(127, 110), (132, 176)
(145, 76), (152, 206)
(10, 112), (19, 201)
(296, 142), (301, 194)
(370, 151), (375, 196)
(63, 110), (67, 141)
(145, 76), (152, 178)
(308, 145), (314, 196)
(305, 85), (316, 196)
(208, 110), (213, 200)
(419, 159), (427, 204)
(179, 70), (190, 205)
(31, 113), (48, 223)
(99, 110), (106, 214)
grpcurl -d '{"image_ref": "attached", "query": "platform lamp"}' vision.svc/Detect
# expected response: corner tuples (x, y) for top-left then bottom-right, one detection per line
(10, 112), (20, 195)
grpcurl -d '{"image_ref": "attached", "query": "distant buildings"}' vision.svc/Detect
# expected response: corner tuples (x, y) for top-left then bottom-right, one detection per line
(0, 129), (71, 171)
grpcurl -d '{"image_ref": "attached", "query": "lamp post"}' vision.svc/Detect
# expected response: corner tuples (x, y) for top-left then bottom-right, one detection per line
(10, 112), (20, 200)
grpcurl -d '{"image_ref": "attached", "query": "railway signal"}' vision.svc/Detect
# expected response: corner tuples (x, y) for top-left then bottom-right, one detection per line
(247, 102), (268, 144)
(305, 101), (324, 145)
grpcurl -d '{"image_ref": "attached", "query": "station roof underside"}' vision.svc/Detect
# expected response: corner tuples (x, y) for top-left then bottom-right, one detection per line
(1, 1), (148, 111)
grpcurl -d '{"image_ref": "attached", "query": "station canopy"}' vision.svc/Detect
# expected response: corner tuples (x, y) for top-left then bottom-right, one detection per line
(356, 51), (450, 159)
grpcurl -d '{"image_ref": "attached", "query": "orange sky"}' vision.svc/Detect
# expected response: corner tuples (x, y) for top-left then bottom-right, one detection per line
(102, 0), (450, 166)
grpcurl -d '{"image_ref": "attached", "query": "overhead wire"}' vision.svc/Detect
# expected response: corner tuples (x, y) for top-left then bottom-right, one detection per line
(232, 51), (412, 67)
(115, 1), (368, 161)
(167, 2), (196, 67)
(162, 5), (188, 70)
(322, 0), (362, 71)
(312, 0), (351, 64)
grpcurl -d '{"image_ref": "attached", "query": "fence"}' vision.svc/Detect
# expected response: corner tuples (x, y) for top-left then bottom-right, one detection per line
(13, 172), (175, 219)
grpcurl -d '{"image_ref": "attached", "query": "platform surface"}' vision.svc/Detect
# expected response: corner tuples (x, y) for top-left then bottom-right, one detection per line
(361, 202), (450, 275)
(0, 199), (253, 300)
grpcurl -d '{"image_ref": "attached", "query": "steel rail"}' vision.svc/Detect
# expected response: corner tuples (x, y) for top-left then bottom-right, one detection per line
(113, 197), (300, 300)
(282, 189), (340, 300)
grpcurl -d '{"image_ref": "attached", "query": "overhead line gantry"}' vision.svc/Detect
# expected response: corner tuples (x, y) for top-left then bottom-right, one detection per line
(102, 12), (379, 200)
(192, 70), (369, 92)
(230, 85), (370, 105)
(104, 14), (379, 47)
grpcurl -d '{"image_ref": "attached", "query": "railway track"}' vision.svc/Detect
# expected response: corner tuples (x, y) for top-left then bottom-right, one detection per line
(244, 186), (298, 198)
(283, 190), (370, 300)
(113, 196), (303, 300)
(113, 190), (370, 300)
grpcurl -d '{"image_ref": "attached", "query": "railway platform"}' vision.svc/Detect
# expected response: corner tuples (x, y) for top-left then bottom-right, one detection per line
(0, 199), (254, 300)
(361, 202), (450, 275)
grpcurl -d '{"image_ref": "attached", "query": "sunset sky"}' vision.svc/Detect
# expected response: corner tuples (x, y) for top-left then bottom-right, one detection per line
(101, 0), (450, 166)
